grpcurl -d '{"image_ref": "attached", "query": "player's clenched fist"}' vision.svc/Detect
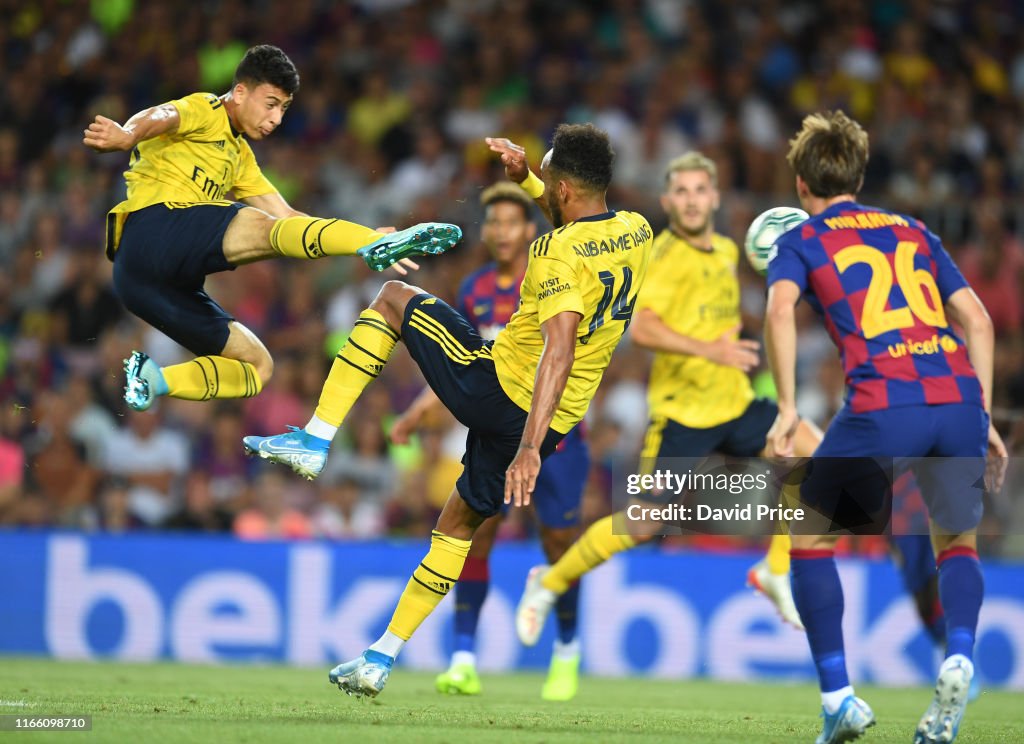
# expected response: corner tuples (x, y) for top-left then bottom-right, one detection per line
(83, 115), (134, 153)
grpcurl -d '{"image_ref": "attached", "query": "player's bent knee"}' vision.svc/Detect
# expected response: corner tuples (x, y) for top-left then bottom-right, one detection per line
(379, 280), (422, 304)
(370, 280), (422, 328)
(223, 322), (274, 384)
(253, 352), (274, 386)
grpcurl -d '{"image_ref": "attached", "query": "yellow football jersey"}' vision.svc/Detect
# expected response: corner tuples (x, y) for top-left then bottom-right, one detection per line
(105, 92), (276, 257)
(492, 210), (653, 433)
(636, 230), (754, 428)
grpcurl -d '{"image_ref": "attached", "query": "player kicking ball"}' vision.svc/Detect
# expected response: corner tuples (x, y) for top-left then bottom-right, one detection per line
(84, 44), (460, 413)
(763, 110), (1006, 744)
(389, 183), (589, 701)
(243, 125), (652, 699)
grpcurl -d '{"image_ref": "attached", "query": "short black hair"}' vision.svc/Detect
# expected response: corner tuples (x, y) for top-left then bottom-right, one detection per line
(549, 123), (614, 193)
(233, 45), (300, 96)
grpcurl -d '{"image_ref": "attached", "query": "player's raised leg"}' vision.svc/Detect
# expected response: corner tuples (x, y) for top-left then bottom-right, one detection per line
(111, 205), (278, 412)
(435, 515), (500, 695)
(243, 280), (417, 479)
(123, 322), (271, 411)
(331, 489), (480, 698)
(221, 205), (462, 268)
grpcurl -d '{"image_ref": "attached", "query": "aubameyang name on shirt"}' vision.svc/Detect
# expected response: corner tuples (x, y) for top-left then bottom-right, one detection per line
(571, 223), (651, 258)
(824, 212), (908, 230)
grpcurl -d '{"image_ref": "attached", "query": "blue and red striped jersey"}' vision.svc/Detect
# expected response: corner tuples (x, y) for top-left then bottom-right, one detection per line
(456, 262), (523, 340)
(767, 202), (982, 413)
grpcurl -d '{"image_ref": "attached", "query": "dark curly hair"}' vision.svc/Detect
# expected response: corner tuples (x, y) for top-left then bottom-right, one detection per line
(548, 123), (614, 193)
(233, 45), (300, 95)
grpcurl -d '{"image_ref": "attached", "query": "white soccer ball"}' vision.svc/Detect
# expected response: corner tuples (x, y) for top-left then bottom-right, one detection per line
(744, 206), (809, 276)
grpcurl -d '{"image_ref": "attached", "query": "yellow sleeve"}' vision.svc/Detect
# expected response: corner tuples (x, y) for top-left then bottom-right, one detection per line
(634, 252), (676, 317)
(169, 93), (220, 139)
(231, 139), (277, 199)
(533, 254), (584, 324)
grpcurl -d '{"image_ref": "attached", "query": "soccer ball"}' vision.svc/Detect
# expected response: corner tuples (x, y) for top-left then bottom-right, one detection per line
(743, 206), (809, 276)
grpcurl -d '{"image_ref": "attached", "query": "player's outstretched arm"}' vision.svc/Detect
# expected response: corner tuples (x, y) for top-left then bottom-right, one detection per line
(631, 310), (760, 372)
(485, 137), (555, 227)
(505, 310), (580, 508)
(764, 280), (802, 457)
(83, 104), (179, 153)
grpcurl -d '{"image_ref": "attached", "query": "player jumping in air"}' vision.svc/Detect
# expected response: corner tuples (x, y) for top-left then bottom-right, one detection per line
(83, 45), (460, 412)
(390, 182), (590, 701)
(243, 124), (652, 698)
(515, 151), (822, 644)
(764, 111), (1006, 744)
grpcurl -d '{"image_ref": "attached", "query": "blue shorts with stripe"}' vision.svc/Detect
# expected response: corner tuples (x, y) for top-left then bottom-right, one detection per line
(642, 398), (778, 463)
(401, 293), (565, 519)
(804, 403), (989, 534)
(112, 202), (243, 356)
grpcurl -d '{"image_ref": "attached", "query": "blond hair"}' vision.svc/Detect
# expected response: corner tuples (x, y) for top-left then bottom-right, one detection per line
(480, 181), (533, 219)
(786, 110), (869, 197)
(664, 151), (718, 188)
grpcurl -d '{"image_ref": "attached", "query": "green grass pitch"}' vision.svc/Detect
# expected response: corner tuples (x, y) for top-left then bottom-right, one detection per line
(0, 658), (1019, 743)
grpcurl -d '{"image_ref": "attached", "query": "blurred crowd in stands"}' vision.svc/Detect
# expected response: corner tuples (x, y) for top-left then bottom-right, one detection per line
(2, 0), (1024, 553)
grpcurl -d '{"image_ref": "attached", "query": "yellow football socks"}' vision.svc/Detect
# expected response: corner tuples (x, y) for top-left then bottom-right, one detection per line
(162, 356), (262, 400)
(313, 309), (399, 426)
(388, 530), (471, 640)
(268, 216), (383, 259)
(766, 533), (792, 575)
(541, 514), (636, 594)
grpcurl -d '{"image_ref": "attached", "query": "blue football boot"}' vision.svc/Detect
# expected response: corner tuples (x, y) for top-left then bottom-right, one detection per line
(242, 426), (329, 480)
(914, 656), (972, 744)
(123, 351), (167, 412)
(358, 223), (462, 271)
(329, 650), (394, 698)
(816, 695), (876, 744)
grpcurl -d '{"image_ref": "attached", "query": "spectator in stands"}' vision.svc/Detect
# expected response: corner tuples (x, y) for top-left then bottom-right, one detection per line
(1, 0), (1023, 546)
(234, 468), (311, 540)
(164, 471), (234, 532)
(103, 405), (190, 526)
